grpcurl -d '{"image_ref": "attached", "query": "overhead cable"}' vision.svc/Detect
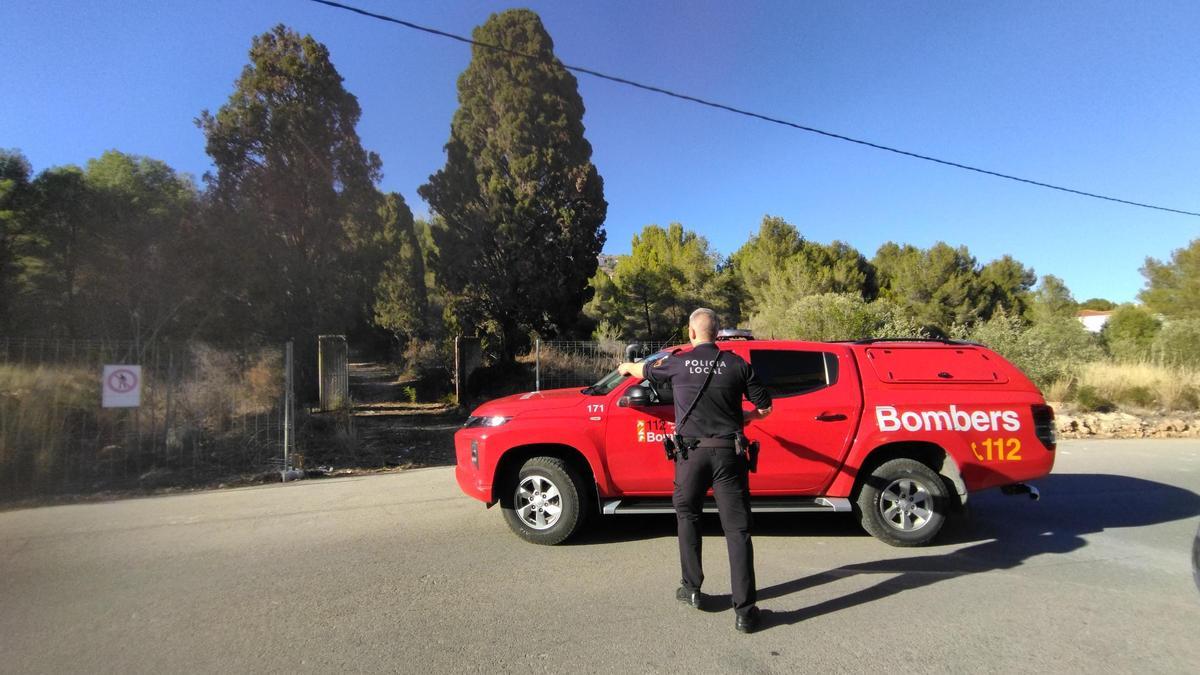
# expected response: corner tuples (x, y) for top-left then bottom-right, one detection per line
(309, 0), (1200, 218)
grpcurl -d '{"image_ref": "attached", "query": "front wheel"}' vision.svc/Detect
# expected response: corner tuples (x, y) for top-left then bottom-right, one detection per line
(855, 458), (949, 547)
(501, 457), (588, 545)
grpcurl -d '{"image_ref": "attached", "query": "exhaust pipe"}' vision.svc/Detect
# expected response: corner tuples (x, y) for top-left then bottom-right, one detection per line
(1001, 483), (1040, 501)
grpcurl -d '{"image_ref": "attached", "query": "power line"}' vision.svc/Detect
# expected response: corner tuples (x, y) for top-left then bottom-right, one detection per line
(308, 0), (1200, 218)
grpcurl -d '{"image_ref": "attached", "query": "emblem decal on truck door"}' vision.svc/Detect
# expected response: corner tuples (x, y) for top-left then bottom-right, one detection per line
(636, 419), (672, 443)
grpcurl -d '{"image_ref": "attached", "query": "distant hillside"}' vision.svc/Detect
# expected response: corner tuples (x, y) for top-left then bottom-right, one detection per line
(597, 254), (619, 275)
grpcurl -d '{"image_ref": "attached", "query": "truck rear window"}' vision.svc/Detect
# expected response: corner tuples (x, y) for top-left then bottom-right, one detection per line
(864, 346), (1008, 384)
(749, 350), (839, 398)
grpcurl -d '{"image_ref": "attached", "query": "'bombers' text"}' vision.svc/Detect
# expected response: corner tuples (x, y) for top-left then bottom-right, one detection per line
(875, 405), (1020, 433)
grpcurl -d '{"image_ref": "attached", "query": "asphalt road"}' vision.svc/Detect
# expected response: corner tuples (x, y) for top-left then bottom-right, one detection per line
(2, 439), (1198, 674)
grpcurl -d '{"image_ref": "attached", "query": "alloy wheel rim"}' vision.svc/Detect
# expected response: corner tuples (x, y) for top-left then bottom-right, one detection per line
(515, 474), (563, 530)
(879, 477), (934, 532)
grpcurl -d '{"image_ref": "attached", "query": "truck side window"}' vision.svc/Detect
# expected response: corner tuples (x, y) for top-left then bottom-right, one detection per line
(639, 379), (674, 405)
(749, 350), (838, 398)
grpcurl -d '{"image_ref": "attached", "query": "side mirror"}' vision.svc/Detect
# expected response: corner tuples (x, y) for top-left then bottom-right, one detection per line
(618, 384), (653, 408)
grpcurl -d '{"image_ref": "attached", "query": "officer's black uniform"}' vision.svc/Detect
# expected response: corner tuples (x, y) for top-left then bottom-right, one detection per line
(645, 341), (772, 619)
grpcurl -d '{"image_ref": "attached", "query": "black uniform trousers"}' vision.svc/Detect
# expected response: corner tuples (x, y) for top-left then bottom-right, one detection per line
(672, 445), (756, 616)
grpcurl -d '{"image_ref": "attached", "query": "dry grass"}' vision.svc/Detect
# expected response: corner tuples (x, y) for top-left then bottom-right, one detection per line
(0, 363), (98, 475)
(1051, 360), (1200, 411)
(521, 346), (617, 390)
(0, 344), (287, 499)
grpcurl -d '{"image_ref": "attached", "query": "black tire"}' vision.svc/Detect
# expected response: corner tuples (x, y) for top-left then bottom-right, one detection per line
(855, 458), (949, 547)
(501, 457), (589, 545)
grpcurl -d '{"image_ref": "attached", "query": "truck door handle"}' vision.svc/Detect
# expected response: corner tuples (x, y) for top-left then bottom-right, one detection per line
(815, 413), (847, 422)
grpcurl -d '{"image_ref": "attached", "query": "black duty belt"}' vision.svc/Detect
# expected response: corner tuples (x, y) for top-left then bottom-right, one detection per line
(683, 437), (737, 449)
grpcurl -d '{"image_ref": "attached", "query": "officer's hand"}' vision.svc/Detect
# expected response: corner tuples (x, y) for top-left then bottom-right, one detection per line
(744, 407), (772, 423)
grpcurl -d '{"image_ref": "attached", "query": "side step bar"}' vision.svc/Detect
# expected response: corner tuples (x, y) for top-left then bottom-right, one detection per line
(602, 497), (852, 515)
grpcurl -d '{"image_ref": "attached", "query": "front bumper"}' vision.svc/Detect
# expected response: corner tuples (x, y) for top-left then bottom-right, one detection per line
(454, 431), (492, 503)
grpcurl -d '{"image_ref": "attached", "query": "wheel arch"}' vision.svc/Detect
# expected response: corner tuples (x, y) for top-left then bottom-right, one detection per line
(491, 443), (598, 507)
(852, 441), (967, 507)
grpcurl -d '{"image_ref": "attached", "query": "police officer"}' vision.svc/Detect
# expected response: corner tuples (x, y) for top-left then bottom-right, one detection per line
(618, 308), (773, 633)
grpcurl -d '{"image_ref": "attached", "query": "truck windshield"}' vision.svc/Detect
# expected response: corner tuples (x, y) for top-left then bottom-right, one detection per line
(583, 351), (668, 396)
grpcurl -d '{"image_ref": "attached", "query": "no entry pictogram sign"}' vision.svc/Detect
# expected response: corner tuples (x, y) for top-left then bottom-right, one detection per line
(102, 365), (142, 408)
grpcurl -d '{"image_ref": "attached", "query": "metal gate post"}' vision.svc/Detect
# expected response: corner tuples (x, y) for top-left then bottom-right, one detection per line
(283, 340), (293, 469)
(535, 339), (541, 392)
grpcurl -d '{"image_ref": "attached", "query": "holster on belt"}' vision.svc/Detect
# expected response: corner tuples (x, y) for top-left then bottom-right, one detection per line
(665, 434), (695, 461)
(735, 432), (760, 473)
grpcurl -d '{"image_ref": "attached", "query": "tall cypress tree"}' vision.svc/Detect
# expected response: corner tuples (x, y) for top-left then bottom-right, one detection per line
(419, 9), (607, 359)
(373, 192), (429, 343)
(198, 25), (383, 395)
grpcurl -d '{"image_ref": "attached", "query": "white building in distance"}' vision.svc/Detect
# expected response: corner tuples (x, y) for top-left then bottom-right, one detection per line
(1077, 309), (1113, 333)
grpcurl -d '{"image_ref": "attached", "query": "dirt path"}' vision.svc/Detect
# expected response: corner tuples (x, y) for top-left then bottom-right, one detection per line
(344, 362), (464, 469)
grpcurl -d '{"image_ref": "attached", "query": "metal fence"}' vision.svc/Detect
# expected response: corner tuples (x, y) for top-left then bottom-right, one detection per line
(532, 339), (674, 391)
(0, 337), (293, 500)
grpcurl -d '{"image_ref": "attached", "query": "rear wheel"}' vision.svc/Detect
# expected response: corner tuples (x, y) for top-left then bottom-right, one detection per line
(855, 458), (948, 547)
(501, 457), (588, 545)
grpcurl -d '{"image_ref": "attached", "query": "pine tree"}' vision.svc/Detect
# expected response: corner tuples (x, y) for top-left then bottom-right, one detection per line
(419, 9), (606, 359)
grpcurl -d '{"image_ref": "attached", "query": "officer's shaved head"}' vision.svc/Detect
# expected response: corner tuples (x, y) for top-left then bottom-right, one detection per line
(689, 308), (721, 342)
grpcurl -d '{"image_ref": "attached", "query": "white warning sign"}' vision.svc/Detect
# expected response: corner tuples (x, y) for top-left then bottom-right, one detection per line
(102, 365), (142, 408)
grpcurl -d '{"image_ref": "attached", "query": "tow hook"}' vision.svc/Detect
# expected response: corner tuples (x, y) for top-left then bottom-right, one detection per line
(1001, 483), (1040, 501)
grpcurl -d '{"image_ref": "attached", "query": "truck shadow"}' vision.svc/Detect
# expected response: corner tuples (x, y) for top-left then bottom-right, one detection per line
(571, 473), (1200, 624)
(747, 473), (1200, 630)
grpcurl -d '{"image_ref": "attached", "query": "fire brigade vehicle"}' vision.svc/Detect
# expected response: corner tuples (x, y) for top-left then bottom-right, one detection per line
(455, 332), (1054, 547)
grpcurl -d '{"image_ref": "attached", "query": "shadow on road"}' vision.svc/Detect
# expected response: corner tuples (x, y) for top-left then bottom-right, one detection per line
(571, 474), (1200, 625)
(749, 473), (1200, 630)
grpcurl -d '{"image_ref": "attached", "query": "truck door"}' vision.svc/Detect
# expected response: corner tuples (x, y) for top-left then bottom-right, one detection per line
(744, 347), (861, 494)
(603, 378), (678, 495)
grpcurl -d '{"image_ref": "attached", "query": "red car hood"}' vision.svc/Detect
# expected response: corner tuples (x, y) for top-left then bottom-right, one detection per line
(471, 388), (588, 417)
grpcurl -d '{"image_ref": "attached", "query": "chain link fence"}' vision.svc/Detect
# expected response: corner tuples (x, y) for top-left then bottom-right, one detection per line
(0, 337), (292, 500)
(531, 339), (674, 391)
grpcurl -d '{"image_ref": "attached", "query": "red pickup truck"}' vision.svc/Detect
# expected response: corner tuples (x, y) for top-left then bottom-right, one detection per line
(455, 335), (1055, 547)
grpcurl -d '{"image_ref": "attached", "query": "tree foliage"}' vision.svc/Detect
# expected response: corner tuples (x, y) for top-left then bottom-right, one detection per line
(872, 242), (990, 331)
(1151, 318), (1200, 367)
(0, 150), (33, 330)
(194, 24), (390, 397)
(373, 192), (429, 341)
(1102, 304), (1161, 361)
(586, 223), (727, 341)
(1079, 297), (1116, 311)
(1139, 238), (1200, 318)
(1028, 274), (1076, 323)
(750, 293), (924, 342)
(731, 216), (875, 324)
(419, 9), (606, 358)
(729, 216), (804, 316)
(979, 255), (1036, 319)
(82, 151), (198, 341)
(959, 309), (1103, 387)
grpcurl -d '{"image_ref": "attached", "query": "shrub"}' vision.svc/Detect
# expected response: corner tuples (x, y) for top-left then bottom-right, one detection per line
(750, 294), (928, 341)
(1102, 305), (1160, 361)
(965, 311), (1103, 388)
(1151, 318), (1200, 367)
(402, 338), (453, 397)
(1075, 384), (1115, 412)
(1116, 385), (1156, 408)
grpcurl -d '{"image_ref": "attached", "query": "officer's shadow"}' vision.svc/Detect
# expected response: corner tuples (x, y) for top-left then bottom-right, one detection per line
(704, 473), (1199, 630)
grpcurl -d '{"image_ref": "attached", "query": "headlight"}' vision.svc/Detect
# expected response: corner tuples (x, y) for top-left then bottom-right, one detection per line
(464, 415), (512, 428)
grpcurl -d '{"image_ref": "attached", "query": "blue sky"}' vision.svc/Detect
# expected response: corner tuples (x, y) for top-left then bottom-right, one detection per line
(3, 0), (1198, 303)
